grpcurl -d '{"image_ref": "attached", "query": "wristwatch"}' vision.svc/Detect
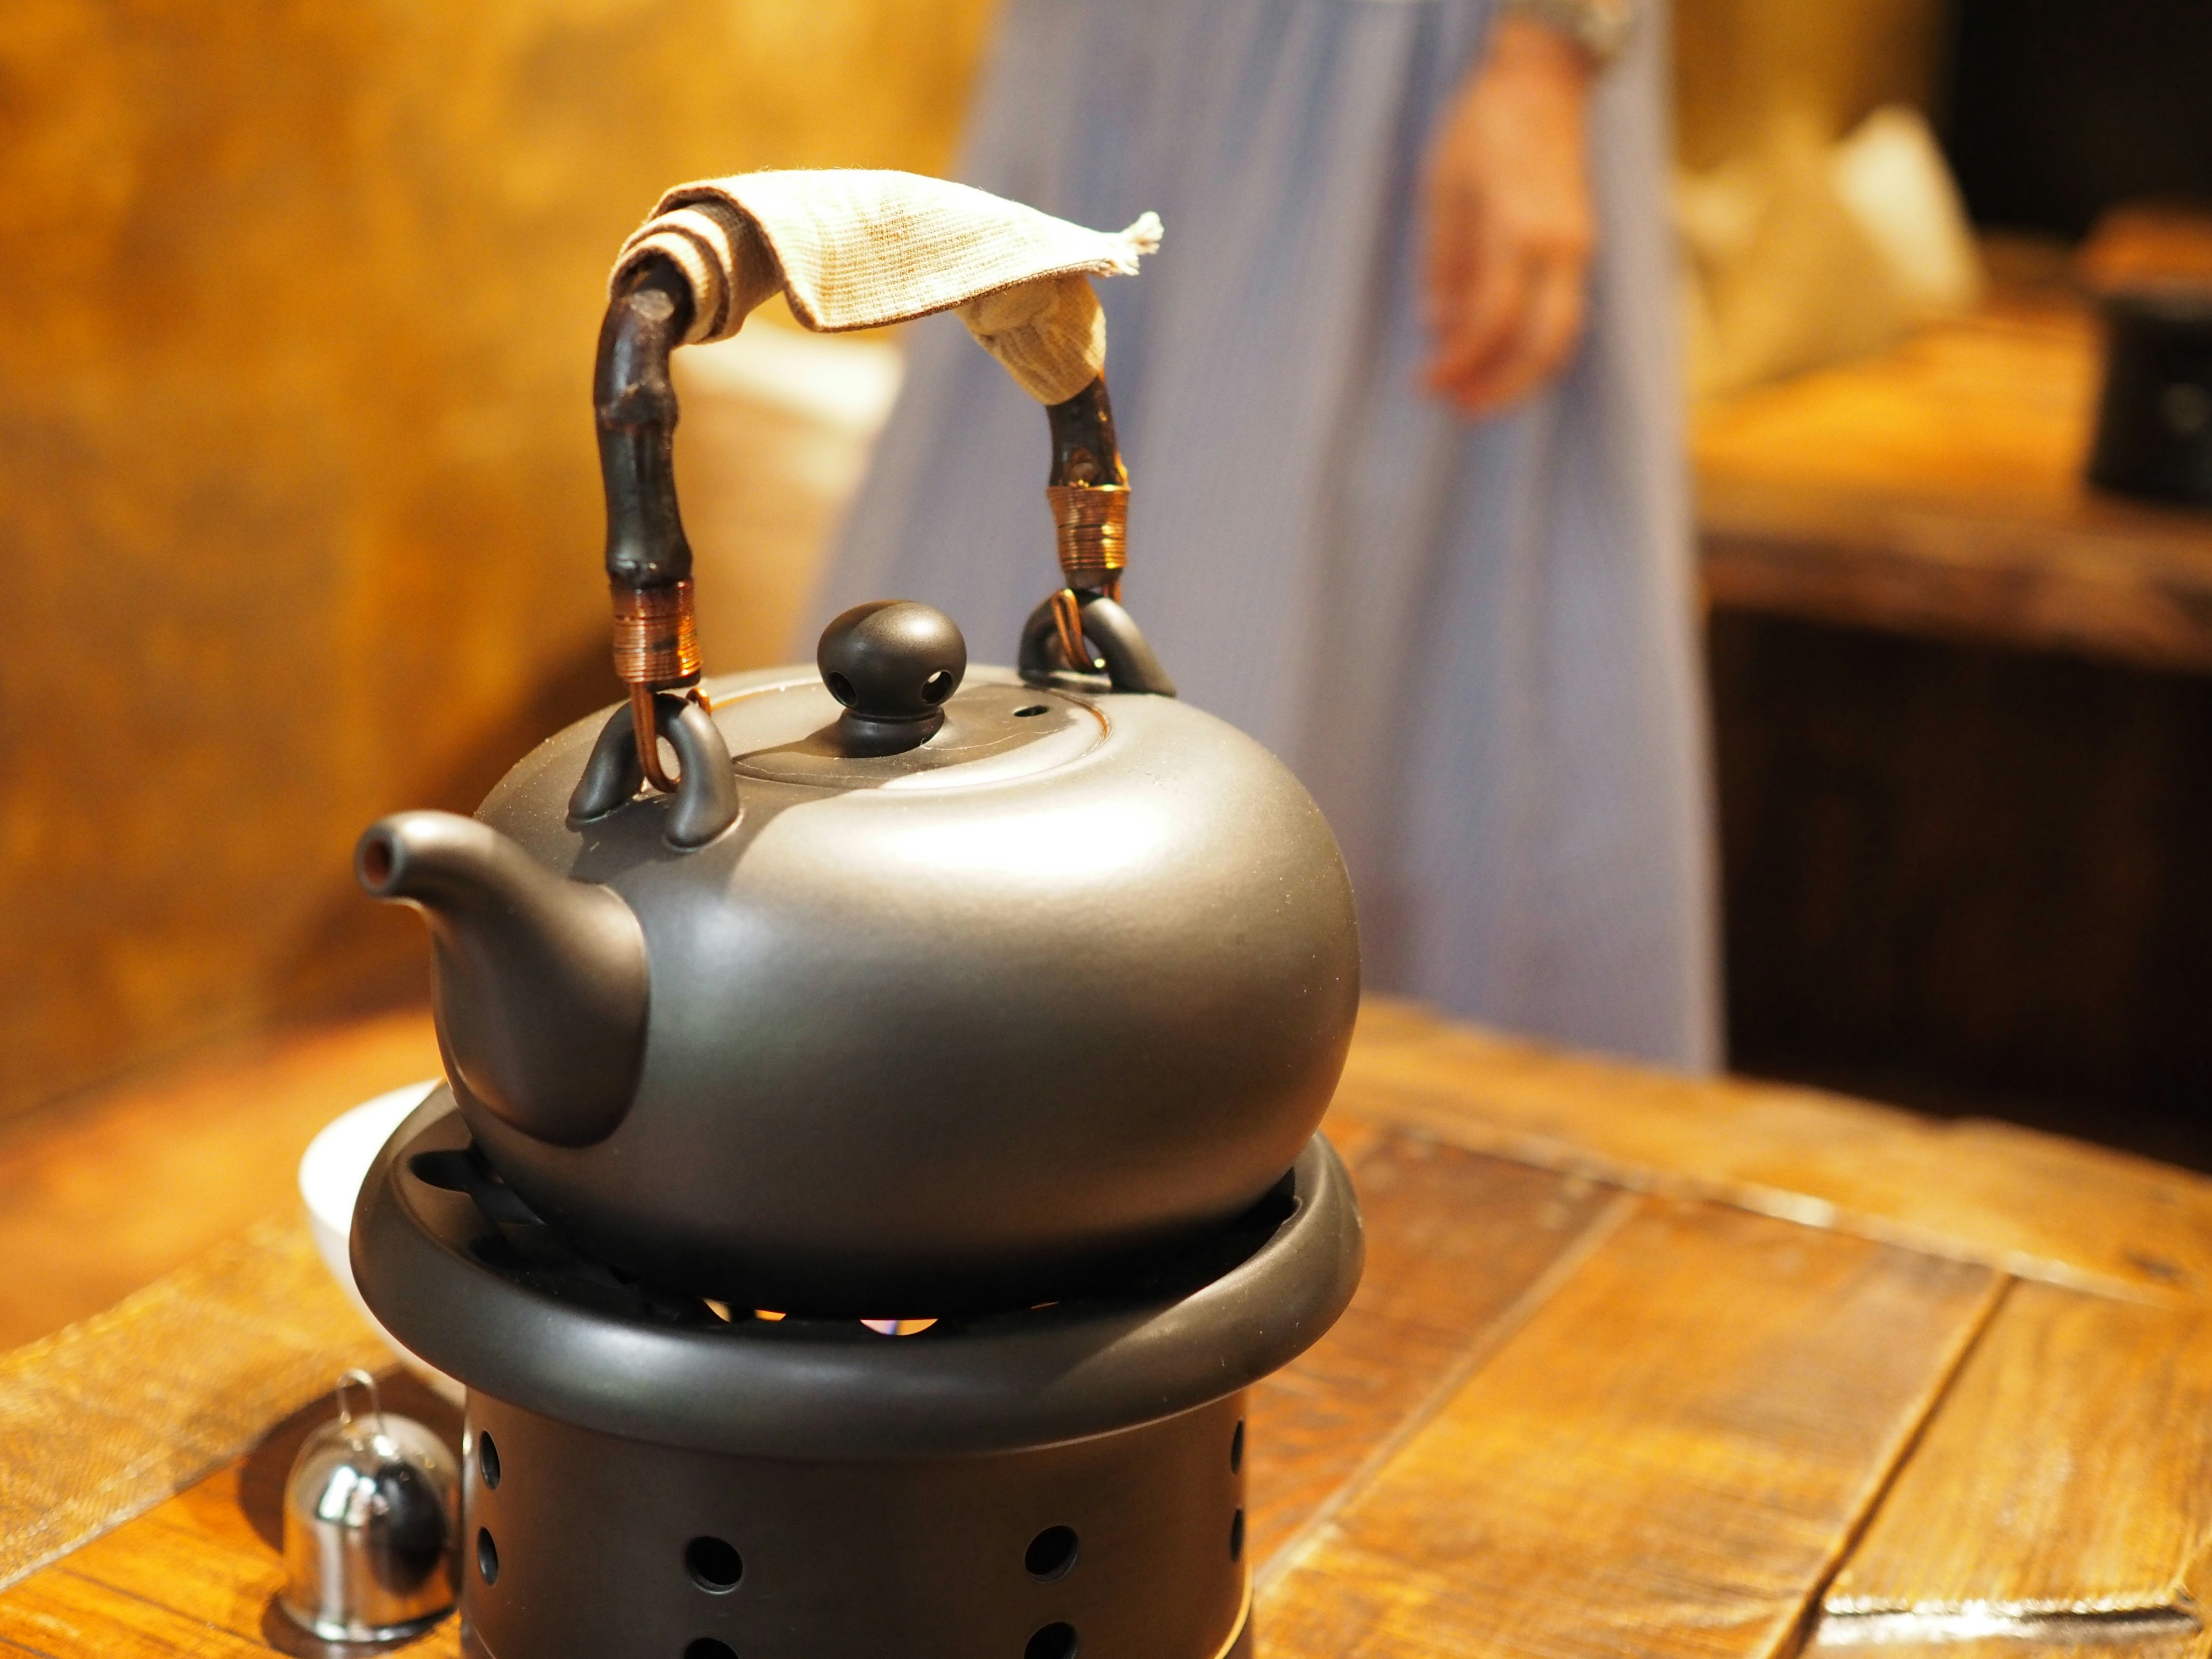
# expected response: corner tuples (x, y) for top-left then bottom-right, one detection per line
(1502, 0), (1636, 65)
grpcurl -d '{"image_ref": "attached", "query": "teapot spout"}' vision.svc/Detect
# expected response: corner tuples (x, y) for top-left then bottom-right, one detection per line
(357, 810), (648, 1147)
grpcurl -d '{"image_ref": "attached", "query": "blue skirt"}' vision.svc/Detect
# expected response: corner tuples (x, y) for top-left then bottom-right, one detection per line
(811, 0), (1719, 1069)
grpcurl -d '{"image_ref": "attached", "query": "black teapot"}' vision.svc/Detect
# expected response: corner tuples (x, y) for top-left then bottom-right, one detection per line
(357, 194), (1358, 1317)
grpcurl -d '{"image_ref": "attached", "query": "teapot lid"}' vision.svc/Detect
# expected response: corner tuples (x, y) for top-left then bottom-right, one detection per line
(563, 601), (1123, 837)
(722, 678), (1104, 793)
(718, 600), (1104, 792)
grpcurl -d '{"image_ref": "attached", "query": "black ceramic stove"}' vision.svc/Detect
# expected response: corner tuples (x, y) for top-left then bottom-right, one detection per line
(350, 169), (1368, 1659)
(354, 1090), (1362, 1659)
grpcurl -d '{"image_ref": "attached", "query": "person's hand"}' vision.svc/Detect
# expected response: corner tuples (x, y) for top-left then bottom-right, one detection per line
(1421, 14), (1597, 415)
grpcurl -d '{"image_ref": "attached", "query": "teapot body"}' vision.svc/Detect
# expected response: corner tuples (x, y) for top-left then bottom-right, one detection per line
(453, 664), (1359, 1315)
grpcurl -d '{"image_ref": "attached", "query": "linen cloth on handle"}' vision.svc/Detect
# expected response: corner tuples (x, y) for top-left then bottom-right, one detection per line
(612, 168), (1161, 405)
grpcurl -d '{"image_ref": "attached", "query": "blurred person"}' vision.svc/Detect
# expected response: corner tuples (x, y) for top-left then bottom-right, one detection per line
(816, 0), (1717, 1069)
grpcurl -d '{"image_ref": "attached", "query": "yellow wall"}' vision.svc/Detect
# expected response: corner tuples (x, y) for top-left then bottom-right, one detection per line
(0, 0), (1952, 1124)
(1674, 0), (1944, 166)
(0, 0), (995, 1120)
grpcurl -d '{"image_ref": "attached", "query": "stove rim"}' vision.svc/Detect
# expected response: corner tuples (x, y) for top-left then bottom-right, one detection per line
(354, 1093), (1362, 1460)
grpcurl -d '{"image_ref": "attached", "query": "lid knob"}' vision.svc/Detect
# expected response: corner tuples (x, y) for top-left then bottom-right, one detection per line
(818, 601), (967, 754)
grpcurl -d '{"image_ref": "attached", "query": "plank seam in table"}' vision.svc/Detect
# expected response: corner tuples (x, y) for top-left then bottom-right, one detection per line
(10, 1006), (2212, 1659)
(1255, 1187), (1639, 1596)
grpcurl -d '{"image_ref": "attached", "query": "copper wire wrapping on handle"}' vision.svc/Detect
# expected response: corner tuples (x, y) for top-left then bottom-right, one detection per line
(611, 579), (702, 687)
(1047, 483), (1129, 596)
(1018, 374), (1175, 694)
(612, 581), (701, 791)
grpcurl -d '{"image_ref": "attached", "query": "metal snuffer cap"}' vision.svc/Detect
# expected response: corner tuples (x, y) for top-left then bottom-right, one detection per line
(279, 1369), (459, 1645)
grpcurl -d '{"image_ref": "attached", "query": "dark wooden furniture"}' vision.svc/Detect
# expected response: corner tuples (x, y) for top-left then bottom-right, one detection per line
(7, 1002), (2212, 1657)
(1696, 281), (2212, 1161)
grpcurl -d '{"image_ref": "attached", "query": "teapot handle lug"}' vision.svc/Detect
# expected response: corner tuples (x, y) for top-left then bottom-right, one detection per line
(568, 693), (740, 850)
(1017, 592), (1177, 697)
(570, 707), (646, 822)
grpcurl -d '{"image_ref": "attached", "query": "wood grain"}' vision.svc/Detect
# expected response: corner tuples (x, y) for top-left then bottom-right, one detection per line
(1248, 1125), (1623, 1567)
(0, 1217), (387, 1593)
(0, 1138), (1632, 1658)
(1343, 1002), (2212, 1303)
(0, 1412), (461, 1659)
(1827, 1280), (2212, 1618)
(17, 1007), (2212, 1657)
(1259, 1198), (2002, 1659)
(1805, 1628), (2207, 1659)
(1695, 301), (2212, 675)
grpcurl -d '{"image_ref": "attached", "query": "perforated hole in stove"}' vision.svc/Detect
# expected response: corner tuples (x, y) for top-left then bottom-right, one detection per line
(686, 1536), (743, 1593)
(1025, 1525), (1079, 1582)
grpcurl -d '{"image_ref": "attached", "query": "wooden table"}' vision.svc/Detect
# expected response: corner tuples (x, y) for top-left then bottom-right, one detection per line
(8, 1000), (2212, 1658)
(1696, 283), (2212, 675)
